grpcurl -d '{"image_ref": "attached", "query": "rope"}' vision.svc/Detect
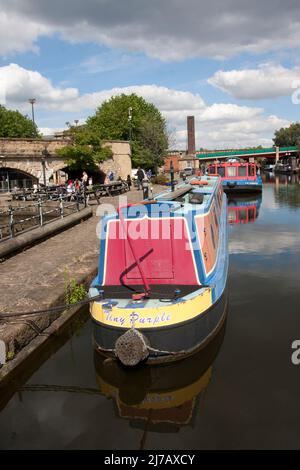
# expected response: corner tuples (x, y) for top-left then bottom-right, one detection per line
(0, 294), (103, 319)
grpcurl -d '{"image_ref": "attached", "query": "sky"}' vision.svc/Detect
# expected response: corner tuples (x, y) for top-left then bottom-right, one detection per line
(0, 0), (300, 150)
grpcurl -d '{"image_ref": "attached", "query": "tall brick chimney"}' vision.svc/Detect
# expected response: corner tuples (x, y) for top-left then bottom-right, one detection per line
(187, 116), (196, 155)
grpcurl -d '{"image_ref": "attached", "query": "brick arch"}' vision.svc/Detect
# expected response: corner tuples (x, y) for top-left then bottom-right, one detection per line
(0, 163), (38, 180)
(48, 161), (68, 173)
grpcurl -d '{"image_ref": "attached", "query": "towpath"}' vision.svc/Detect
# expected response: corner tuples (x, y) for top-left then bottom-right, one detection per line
(0, 188), (158, 314)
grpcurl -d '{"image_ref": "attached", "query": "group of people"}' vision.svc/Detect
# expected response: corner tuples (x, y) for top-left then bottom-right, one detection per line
(66, 171), (89, 193)
(65, 168), (152, 193)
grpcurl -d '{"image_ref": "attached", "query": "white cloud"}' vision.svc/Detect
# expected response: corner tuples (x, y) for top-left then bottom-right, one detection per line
(0, 63), (290, 149)
(208, 64), (300, 99)
(0, 11), (49, 55)
(199, 103), (263, 122)
(0, 63), (78, 110)
(1, 1), (300, 60)
(39, 127), (64, 136)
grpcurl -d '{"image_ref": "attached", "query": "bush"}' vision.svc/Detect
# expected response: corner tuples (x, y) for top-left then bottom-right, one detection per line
(151, 174), (168, 184)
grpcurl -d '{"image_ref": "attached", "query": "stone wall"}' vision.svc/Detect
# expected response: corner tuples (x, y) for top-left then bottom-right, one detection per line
(0, 138), (132, 184)
(101, 141), (132, 180)
(0, 138), (70, 156)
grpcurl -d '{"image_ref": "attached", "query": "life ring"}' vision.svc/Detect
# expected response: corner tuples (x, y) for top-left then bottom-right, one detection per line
(190, 180), (208, 185)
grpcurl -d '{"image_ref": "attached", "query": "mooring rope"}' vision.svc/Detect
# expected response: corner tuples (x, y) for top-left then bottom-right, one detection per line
(0, 294), (103, 319)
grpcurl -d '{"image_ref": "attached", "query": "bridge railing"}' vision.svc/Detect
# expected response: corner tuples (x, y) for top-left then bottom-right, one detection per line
(0, 194), (87, 242)
(197, 146), (298, 159)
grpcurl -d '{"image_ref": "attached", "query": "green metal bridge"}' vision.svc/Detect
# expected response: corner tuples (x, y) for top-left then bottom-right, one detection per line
(196, 146), (298, 160)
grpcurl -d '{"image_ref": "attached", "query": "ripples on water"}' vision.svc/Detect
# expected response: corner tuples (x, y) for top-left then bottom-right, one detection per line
(1, 175), (300, 449)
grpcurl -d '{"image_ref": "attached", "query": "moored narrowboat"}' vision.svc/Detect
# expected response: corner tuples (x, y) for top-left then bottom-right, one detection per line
(89, 175), (228, 366)
(207, 159), (262, 193)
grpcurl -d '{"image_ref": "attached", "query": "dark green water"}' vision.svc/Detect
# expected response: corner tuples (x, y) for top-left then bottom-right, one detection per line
(1, 175), (300, 449)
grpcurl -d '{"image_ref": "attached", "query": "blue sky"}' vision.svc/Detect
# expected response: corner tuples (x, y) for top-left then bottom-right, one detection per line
(0, 0), (300, 149)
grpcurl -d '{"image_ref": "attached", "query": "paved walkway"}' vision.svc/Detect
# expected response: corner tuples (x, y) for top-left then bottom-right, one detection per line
(0, 188), (158, 314)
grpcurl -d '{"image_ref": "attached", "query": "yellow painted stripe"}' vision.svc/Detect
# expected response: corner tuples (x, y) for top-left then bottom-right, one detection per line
(90, 288), (212, 329)
(96, 367), (212, 410)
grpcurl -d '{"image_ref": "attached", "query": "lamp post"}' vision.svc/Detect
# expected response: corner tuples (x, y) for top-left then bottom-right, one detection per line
(28, 98), (37, 124)
(128, 107), (133, 142)
(170, 160), (175, 192)
(41, 148), (49, 187)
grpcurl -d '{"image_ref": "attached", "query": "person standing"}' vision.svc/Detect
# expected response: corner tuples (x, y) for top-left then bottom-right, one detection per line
(126, 174), (132, 190)
(136, 167), (144, 190)
(82, 171), (88, 188)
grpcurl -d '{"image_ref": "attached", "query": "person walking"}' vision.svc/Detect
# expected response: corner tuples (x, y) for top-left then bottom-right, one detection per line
(137, 167), (144, 190)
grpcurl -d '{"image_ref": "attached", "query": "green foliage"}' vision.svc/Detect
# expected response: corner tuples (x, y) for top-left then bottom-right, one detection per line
(87, 93), (169, 170)
(7, 350), (15, 361)
(273, 123), (300, 147)
(0, 105), (40, 138)
(64, 270), (87, 305)
(57, 126), (113, 172)
(151, 174), (168, 184)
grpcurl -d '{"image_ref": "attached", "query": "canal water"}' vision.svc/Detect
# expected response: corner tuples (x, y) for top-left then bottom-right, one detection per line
(1, 174), (300, 449)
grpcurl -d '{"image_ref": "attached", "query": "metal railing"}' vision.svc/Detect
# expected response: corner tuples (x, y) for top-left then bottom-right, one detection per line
(0, 194), (87, 242)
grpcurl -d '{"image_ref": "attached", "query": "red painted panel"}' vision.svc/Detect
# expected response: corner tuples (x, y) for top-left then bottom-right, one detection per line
(103, 218), (199, 285)
(125, 219), (174, 279)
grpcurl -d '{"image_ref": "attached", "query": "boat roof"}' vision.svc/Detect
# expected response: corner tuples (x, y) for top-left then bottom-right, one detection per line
(154, 175), (220, 212)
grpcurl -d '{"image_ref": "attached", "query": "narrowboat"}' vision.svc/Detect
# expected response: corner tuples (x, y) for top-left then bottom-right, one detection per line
(89, 175), (228, 366)
(274, 158), (299, 174)
(94, 319), (226, 436)
(227, 195), (262, 225)
(207, 158), (262, 193)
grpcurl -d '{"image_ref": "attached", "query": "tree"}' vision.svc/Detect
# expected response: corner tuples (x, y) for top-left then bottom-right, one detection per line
(0, 105), (39, 138)
(57, 126), (112, 173)
(273, 123), (300, 147)
(87, 94), (169, 170)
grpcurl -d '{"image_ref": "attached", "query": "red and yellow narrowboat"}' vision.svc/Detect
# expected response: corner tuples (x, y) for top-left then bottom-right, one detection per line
(207, 159), (262, 193)
(89, 175), (228, 366)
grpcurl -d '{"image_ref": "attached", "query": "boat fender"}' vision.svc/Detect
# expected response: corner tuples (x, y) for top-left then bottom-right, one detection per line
(115, 328), (149, 366)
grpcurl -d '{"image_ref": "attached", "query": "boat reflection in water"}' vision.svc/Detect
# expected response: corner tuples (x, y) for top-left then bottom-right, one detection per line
(94, 315), (226, 443)
(227, 195), (262, 225)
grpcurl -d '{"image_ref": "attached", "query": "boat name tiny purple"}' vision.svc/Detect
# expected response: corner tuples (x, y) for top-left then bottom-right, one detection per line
(104, 312), (172, 326)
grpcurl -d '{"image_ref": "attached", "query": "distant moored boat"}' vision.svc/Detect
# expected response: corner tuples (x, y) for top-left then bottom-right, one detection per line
(207, 159), (262, 193)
